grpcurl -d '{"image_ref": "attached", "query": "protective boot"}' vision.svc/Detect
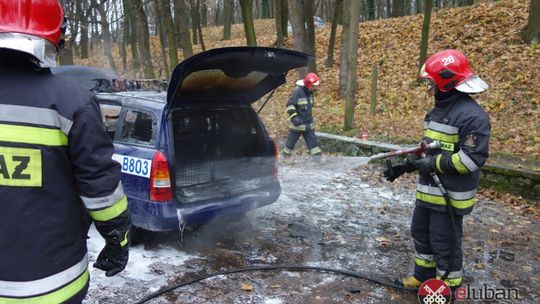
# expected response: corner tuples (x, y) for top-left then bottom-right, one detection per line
(398, 275), (423, 289)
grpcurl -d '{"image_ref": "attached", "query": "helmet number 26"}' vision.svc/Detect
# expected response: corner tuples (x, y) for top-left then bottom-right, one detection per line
(442, 56), (455, 66)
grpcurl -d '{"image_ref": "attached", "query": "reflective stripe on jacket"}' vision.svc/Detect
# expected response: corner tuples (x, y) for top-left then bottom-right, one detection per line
(416, 91), (490, 215)
(0, 67), (128, 303)
(286, 85), (315, 129)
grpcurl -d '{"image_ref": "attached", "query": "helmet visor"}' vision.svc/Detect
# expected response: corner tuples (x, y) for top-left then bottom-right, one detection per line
(0, 33), (57, 68)
(455, 75), (488, 93)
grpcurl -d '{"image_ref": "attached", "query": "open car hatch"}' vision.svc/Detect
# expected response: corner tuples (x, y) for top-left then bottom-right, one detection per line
(167, 47), (310, 106)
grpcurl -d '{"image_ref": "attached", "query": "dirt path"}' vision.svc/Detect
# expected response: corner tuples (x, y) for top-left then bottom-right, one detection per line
(85, 157), (539, 304)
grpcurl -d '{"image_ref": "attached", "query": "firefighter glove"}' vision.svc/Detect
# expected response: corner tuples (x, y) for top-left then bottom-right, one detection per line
(291, 116), (303, 126)
(414, 155), (437, 175)
(383, 162), (415, 182)
(94, 228), (130, 277)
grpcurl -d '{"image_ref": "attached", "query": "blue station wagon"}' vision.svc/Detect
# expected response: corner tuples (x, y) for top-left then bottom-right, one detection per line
(53, 47), (309, 231)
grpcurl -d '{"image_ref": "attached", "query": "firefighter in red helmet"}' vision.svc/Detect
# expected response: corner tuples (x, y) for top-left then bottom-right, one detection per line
(283, 72), (323, 158)
(0, 1), (131, 303)
(384, 50), (490, 292)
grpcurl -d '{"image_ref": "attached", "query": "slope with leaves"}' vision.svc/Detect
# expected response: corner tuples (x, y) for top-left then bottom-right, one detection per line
(77, 0), (539, 159)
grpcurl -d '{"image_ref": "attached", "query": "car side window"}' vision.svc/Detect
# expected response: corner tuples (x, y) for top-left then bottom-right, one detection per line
(118, 108), (156, 146)
(99, 103), (122, 140)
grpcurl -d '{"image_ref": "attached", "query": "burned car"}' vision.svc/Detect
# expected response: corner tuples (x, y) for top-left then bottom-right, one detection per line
(52, 47), (309, 231)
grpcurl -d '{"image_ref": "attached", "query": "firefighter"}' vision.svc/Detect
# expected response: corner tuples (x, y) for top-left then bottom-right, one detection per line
(0, 1), (131, 303)
(384, 50), (490, 290)
(282, 72), (323, 158)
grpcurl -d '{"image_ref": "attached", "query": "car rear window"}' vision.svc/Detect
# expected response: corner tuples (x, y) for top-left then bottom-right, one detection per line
(118, 109), (157, 146)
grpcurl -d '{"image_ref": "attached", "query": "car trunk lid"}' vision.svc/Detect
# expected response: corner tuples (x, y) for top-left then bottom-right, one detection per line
(166, 47), (310, 107)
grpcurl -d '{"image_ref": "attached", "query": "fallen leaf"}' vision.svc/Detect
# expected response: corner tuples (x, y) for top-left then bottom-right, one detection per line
(241, 283), (253, 292)
(375, 236), (391, 246)
(475, 263), (486, 270)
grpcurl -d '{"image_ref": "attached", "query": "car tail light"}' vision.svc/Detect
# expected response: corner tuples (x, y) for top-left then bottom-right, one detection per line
(149, 151), (173, 202)
(271, 140), (279, 178)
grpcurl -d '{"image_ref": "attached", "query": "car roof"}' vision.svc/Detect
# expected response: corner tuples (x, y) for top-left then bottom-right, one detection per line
(97, 91), (167, 109)
(51, 65), (119, 90)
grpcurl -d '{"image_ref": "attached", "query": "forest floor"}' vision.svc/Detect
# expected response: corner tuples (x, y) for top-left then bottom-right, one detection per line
(78, 0), (539, 161)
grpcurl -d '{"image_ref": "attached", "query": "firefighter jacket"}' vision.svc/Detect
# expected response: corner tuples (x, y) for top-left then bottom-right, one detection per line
(0, 65), (130, 303)
(286, 85), (315, 131)
(417, 90), (490, 215)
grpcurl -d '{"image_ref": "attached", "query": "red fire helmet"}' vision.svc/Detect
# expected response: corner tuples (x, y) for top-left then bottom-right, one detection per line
(0, 0), (65, 67)
(303, 72), (320, 90)
(420, 49), (488, 93)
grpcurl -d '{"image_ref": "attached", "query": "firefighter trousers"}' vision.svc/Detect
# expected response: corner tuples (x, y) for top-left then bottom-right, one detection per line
(283, 128), (321, 155)
(411, 204), (464, 287)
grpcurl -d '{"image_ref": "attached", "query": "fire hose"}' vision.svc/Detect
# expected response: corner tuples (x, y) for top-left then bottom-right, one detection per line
(135, 141), (456, 303)
(134, 265), (417, 304)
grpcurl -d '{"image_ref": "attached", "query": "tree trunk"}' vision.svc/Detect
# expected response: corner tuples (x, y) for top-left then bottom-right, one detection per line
(523, 0), (540, 44)
(288, 0), (308, 78)
(239, 0), (257, 46)
(325, 0), (342, 67)
(304, 0), (317, 73)
(339, 0), (350, 97)
(201, 1), (207, 26)
(95, 0), (118, 72)
(195, 0), (206, 51)
(190, 0), (199, 45)
(344, 0), (360, 131)
(281, 0), (289, 37)
(153, 0), (169, 78)
(367, 0), (376, 20)
(161, 0), (178, 70)
(418, 0), (433, 78)
(416, 0), (423, 13)
(275, 0), (284, 47)
(262, 0), (271, 18)
(132, 0), (155, 78)
(124, 0), (140, 73)
(78, 0), (89, 59)
(223, 0), (234, 40)
(175, 0), (193, 59)
(215, 2), (222, 25)
(392, 0), (405, 17)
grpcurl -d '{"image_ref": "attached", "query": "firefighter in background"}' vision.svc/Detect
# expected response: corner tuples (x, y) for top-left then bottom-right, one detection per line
(282, 72), (323, 157)
(0, 1), (131, 303)
(384, 50), (490, 290)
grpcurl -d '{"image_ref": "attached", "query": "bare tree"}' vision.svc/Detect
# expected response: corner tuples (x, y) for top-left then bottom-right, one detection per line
(325, 0), (342, 67)
(418, 0), (433, 77)
(274, 0), (285, 47)
(239, 0), (257, 46)
(523, 0), (540, 44)
(174, 0), (193, 59)
(94, 0), (118, 72)
(160, 0), (178, 70)
(131, 0), (155, 78)
(288, 0), (308, 78)
(344, 0), (360, 131)
(223, 0), (234, 40)
(153, 0), (169, 77)
(304, 0), (317, 73)
(339, 0), (350, 96)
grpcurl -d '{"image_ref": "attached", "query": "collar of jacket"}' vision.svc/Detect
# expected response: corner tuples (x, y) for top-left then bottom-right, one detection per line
(434, 89), (465, 108)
